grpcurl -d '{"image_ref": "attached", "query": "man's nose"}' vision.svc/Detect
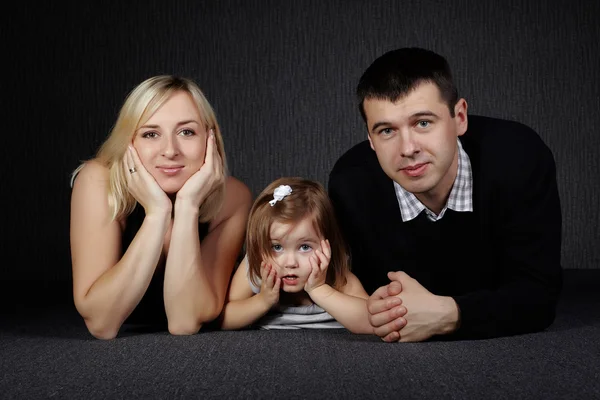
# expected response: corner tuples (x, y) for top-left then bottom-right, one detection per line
(399, 131), (420, 158)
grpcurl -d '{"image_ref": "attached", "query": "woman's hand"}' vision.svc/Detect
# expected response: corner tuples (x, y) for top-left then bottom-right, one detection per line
(258, 261), (280, 307)
(304, 239), (331, 293)
(124, 146), (172, 216)
(176, 129), (224, 209)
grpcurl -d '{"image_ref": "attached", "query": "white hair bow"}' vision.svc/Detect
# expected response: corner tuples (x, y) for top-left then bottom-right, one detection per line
(269, 185), (293, 206)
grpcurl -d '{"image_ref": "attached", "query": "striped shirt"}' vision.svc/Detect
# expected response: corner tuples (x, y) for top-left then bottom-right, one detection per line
(245, 258), (343, 329)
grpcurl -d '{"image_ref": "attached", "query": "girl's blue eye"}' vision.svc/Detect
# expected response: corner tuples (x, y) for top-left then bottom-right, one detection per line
(272, 244), (283, 252)
(300, 244), (312, 252)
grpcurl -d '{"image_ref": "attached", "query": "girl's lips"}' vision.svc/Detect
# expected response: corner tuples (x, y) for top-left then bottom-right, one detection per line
(282, 276), (300, 286)
(401, 163), (428, 177)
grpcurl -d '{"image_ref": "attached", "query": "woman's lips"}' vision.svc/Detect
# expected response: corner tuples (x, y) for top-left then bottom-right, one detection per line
(157, 166), (184, 176)
(401, 163), (428, 177)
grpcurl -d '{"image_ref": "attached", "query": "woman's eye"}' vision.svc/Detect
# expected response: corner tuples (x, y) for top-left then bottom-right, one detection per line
(141, 131), (158, 139)
(179, 129), (195, 136)
(272, 244), (283, 252)
(299, 244), (312, 252)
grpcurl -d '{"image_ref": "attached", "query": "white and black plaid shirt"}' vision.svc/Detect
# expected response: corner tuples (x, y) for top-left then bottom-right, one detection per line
(394, 139), (473, 222)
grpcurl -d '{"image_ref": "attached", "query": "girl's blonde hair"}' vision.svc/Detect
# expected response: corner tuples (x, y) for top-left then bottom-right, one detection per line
(246, 177), (350, 290)
(72, 75), (228, 222)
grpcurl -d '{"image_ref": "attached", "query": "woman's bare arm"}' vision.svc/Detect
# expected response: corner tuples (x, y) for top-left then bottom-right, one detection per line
(163, 177), (252, 334)
(70, 161), (170, 339)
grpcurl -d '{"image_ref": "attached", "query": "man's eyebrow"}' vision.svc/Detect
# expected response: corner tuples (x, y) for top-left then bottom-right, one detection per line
(410, 111), (439, 119)
(370, 111), (440, 132)
(137, 120), (200, 130)
(371, 121), (392, 132)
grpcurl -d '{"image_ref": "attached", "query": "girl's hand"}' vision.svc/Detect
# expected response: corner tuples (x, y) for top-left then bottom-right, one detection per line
(304, 239), (331, 293)
(125, 145), (172, 216)
(176, 129), (224, 209)
(258, 261), (280, 307)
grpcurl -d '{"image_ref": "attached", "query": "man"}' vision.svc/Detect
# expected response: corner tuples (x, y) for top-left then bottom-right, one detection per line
(328, 47), (562, 342)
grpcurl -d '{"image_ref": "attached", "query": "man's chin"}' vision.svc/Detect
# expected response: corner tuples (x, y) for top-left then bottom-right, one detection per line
(393, 178), (433, 195)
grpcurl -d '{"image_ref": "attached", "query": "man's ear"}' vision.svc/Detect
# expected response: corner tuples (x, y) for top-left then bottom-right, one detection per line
(454, 98), (468, 136)
(367, 132), (375, 151)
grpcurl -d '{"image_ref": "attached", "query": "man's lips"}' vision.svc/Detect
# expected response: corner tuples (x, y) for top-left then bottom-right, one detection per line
(401, 163), (426, 170)
(400, 163), (428, 177)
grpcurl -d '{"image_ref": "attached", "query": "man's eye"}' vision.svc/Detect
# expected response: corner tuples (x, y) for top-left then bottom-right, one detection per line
(299, 244), (312, 252)
(272, 244), (283, 252)
(141, 131), (158, 138)
(380, 128), (393, 135)
(179, 129), (195, 136)
(417, 121), (430, 128)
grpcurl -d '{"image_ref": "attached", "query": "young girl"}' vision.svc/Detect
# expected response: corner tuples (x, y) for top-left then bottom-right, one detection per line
(220, 177), (373, 333)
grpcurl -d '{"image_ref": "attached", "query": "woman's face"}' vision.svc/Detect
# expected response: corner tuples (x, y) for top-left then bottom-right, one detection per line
(132, 91), (208, 194)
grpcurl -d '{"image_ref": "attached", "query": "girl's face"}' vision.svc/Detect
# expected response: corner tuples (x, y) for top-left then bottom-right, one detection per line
(268, 217), (323, 293)
(132, 91), (208, 194)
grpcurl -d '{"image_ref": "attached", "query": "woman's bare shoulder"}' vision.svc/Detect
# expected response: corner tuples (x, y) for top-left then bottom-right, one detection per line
(224, 176), (252, 210)
(72, 159), (110, 186)
(71, 159), (124, 226)
(213, 176), (252, 226)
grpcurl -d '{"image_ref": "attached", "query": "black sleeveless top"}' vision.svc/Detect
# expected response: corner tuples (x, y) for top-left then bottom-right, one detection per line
(123, 204), (210, 325)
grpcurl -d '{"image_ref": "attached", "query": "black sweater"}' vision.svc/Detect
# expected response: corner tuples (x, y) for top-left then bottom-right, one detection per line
(328, 115), (562, 339)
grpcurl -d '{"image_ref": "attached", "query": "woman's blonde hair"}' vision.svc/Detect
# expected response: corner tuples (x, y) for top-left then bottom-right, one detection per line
(246, 177), (350, 290)
(72, 75), (228, 222)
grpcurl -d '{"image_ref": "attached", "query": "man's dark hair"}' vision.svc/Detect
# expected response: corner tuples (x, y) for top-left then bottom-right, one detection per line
(357, 47), (459, 122)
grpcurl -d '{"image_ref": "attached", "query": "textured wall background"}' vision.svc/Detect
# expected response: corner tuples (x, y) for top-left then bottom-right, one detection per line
(1, 0), (598, 284)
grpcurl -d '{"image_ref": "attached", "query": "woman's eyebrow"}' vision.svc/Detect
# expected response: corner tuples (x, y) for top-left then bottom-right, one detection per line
(137, 120), (200, 130)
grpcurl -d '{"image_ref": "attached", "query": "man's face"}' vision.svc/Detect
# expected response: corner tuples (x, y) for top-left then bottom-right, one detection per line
(364, 82), (468, 209)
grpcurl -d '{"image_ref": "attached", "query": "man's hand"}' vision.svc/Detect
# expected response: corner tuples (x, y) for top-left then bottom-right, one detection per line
(367, 280), (407, 342)
(387, 271), (460, 342)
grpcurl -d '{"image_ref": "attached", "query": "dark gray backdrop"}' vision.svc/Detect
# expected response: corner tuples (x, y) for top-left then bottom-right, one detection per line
(2, 0), (598, 290)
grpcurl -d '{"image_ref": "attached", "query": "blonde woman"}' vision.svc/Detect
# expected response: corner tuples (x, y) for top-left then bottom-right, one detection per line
(70, 76), (251, 339)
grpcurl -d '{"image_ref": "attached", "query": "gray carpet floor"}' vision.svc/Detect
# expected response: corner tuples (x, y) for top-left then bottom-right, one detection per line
(1, 270), (599, 399)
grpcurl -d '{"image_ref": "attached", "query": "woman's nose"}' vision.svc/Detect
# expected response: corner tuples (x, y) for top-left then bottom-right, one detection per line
(162, 136), (180, 157)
